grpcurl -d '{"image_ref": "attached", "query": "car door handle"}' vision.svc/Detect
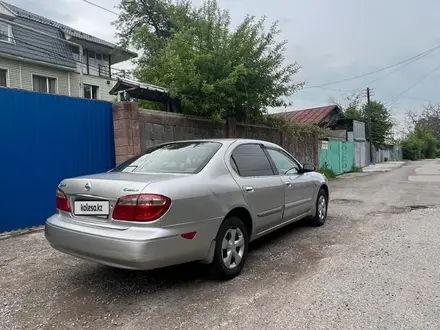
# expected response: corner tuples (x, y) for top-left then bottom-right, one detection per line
(244, 186), (254, 192)
(284, 182), (292, 187)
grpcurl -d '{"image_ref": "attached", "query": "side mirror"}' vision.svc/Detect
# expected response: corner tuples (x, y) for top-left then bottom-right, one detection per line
(302, 164), (315, 172)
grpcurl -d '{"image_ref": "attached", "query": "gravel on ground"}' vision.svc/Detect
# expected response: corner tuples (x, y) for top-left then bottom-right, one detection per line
(1, 160), (440, 330)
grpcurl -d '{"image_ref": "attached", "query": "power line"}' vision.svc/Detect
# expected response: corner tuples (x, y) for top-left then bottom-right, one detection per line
(357, 51), (434, 90)
(81, 0), (119, 16)
(400, 95), (439, 103)
(329, 57), (428, 99)
(391, 62), (440, 105)
(304, 44), (440, 89)
(312, 86), (352, 93)
(307, 49), (440, 105)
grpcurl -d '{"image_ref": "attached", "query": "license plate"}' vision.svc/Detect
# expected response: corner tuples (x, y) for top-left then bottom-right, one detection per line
(74, 201), (110, 216)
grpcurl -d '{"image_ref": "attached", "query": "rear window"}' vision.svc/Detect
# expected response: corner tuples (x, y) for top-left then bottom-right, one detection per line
(111, 142), (222, 174)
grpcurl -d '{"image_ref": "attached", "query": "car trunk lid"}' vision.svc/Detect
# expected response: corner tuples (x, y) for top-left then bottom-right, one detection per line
(58, 172), (185, 228)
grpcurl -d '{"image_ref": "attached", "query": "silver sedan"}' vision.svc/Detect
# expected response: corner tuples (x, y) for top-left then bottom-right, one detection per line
(45, 139), (329, 280)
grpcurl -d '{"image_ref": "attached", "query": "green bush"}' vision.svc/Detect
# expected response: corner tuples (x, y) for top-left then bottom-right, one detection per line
(319, 168), (336, 179)
(401, 126), (437, 160)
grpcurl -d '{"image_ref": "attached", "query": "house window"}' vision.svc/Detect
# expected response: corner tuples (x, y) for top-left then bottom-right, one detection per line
(83, 84), (99, 99)
(88, 50), (95, 58)
(32, 75), (56, 94)
(71, 45), (79, 54)
(103, 54), (109, 62)
(0, 69), (7, 87)
(0, 22), (13, 44)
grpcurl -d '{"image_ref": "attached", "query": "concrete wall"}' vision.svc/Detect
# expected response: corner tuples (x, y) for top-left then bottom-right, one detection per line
(138, 110), (226, 152)
(235, 122), (317, 165)
(113, 103), (319, 166)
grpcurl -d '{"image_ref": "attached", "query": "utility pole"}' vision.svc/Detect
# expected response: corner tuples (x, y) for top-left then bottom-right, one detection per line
(366, 87), (375, 164)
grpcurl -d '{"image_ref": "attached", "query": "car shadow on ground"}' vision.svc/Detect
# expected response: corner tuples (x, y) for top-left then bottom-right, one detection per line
(64, 218), (315, 295)
(248, 218), (309, 252)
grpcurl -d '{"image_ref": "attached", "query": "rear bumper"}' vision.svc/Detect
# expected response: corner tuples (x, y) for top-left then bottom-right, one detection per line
(45, 214), (222, 270)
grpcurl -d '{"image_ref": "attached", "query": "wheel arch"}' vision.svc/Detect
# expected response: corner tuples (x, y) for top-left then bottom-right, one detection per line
(224, 207), (253, 238)
(320, 183), (329, 201)
(201, 206), (253, 265)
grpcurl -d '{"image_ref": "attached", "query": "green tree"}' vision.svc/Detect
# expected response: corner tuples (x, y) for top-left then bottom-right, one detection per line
(115, 0), (303, 121)
(401, 125), (437, 160)
(115, 0), (194, 63)
(363, 101), (394, 148)
(401, 132), (423, 160)
(407, 103), (440, 141)
(343, 99), (394, 148)
(342, 94), (363, 121)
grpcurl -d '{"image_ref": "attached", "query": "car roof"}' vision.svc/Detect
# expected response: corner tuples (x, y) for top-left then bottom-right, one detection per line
(162, 138), (282, 148)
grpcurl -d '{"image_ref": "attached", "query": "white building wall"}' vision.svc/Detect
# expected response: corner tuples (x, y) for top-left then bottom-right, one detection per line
(0, 55), (115, 101)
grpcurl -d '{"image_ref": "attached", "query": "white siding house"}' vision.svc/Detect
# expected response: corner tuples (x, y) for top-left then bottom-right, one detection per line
(0, 1), (136, 101)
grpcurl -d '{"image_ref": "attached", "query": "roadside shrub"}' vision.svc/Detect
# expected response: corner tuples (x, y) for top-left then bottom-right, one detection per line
(401, 126), (437, 160)
(319, 168), (336, 179)
(351, 166), (362, 172)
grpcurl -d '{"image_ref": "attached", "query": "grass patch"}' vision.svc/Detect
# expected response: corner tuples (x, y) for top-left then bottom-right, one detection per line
(351, 166), (362, 172)
(318, 168), (336, 179)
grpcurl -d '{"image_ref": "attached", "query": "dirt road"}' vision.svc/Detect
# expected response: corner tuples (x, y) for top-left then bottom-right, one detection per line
(2, 160), (440, 330)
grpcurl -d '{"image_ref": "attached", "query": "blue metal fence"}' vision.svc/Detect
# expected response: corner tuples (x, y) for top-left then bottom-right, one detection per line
(0, 88), (115, 232)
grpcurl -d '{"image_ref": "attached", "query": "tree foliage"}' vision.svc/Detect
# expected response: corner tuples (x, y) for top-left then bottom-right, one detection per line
(114, 0), (303, 121)
(406, 103), (440, 141)
(342, 97), (394, 147)
(340, 93), (363, 122)
(115, 0), (194, 62)
(401, 125), (437, 160)
(402, 103), (440, 159)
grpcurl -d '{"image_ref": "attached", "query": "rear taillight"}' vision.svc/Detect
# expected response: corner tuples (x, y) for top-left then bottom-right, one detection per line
(56, 188), (71, 212)
(113, 194), (171, 222)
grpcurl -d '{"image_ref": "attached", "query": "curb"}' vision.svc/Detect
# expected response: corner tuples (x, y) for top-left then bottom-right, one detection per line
(361, 161), (406, 173)
(0, 226), (44, 240)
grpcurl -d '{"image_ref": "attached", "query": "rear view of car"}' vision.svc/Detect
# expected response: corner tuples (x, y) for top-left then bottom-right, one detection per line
(45, 141), (226, 271)
(46, 139), (329, 280)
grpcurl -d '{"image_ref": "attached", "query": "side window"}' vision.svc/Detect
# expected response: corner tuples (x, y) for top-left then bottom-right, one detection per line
(266, 149), (300, 175)
(231, 144), (274, 177)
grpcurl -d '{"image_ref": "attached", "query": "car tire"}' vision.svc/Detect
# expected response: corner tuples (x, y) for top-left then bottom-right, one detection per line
(310, 188), (328, 227)
(210, 216), (249, 281)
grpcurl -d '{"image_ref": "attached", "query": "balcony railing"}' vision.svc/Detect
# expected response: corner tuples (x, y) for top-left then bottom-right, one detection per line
(98, 65), (127, 79)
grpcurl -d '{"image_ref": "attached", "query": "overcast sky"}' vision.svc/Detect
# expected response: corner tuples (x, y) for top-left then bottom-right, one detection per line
(7, 0), (440, 125)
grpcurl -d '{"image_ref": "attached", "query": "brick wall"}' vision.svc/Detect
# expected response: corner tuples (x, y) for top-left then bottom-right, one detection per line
(113, 102), (141, 165)
(138, 109), (225, 151)
(113, 102), (318, 166)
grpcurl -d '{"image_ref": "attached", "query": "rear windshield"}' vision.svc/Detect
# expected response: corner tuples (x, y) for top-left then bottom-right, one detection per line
(111, 142), (222, 174)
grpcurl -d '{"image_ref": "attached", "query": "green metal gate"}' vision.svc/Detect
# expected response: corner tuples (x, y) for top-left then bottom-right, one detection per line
(319, 140), (354, 175)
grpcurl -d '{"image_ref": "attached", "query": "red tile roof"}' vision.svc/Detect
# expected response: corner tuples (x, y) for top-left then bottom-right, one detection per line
(277, 105), (342, 124)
